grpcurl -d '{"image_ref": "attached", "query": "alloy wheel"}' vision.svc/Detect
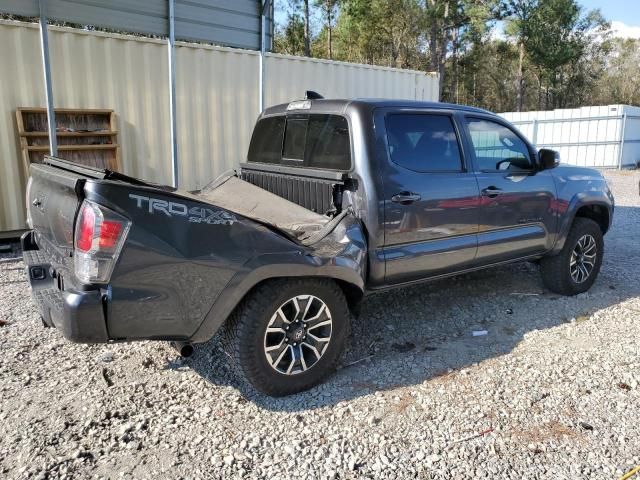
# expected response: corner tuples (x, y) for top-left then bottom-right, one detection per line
(263, 295), (333, 375)
(570, 234), (597, 284)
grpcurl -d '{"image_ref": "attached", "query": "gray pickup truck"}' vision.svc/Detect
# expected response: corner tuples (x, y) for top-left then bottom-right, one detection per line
(23, 98), (614, 396)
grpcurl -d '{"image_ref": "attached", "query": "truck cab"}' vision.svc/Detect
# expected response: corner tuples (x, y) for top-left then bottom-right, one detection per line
(240, 99), (611, 289)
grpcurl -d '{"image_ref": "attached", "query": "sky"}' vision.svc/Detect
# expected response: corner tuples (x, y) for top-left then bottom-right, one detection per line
(579, 0), (640, 38)
(275, 1), (640, 39)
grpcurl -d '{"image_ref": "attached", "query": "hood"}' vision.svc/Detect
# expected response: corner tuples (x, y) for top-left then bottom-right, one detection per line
(550, 164), (614, 209)
(551, 164), (605, 182)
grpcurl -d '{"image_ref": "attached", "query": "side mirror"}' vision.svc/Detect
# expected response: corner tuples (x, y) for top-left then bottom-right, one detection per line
(539, 148), (560, 170)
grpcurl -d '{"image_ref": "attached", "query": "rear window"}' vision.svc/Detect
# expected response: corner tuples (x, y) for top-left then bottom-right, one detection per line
(248, 114), (351, 170)
(247, 116), (284, 164)
(283, 117), (307, 161)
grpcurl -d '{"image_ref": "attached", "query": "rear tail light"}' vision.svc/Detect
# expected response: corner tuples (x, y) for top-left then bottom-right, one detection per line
(74, 200), (131, 283)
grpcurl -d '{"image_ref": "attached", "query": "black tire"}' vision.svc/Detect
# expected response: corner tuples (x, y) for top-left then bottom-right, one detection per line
(540, 217), (604, 295)
(222, 278), (350, 397)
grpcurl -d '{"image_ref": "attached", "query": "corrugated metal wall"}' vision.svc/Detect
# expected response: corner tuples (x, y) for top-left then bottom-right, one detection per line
(501, 105), (640, 169)
(175, 43), (260, 187)
(0, 20), (47, 234)
(264, 53), (439, 106)
(0, 20), (439, 232)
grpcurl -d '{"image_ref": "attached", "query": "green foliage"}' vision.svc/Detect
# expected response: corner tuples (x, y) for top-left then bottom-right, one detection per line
(273, 0), (636, 111)
(593, 38), (640, 106)
(337, 0), (425, 68)
(274, 13), (307, 56)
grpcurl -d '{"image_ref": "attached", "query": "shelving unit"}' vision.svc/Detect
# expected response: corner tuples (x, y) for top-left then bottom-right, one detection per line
(16, 108), (121, 176)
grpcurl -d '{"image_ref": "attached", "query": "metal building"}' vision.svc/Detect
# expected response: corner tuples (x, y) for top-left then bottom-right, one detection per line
(501, 105), (640, 169)
(0, 18), (439, 235)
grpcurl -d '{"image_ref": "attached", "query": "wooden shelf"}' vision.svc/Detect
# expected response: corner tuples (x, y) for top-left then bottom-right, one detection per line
(27, 144), (119, 152)
(21, 130), (118, 137)
(17, 107), (114, 114)
(16, 107), (121, 175)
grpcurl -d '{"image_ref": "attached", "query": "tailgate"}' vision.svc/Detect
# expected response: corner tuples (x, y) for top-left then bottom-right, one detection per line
(26, 163), (89, 270)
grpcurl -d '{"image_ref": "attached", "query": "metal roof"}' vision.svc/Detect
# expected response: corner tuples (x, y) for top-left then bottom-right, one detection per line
(0, 0), (273, 50)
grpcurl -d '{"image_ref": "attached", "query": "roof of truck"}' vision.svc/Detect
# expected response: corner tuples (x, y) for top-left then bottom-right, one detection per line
(262, 98), (496, 117)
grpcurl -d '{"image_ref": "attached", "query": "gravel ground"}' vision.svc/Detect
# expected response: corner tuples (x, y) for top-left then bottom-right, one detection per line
(1, 171), (639, 480)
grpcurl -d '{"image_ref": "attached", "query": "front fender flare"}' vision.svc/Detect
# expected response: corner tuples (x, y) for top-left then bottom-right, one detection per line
(551, 192), (613, 255)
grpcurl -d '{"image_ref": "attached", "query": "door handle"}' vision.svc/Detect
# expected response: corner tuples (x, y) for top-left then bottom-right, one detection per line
(391, 191), (421, 204)
(481, 186), (503, 198)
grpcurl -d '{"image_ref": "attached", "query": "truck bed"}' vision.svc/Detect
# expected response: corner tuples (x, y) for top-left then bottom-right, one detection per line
(196, 175), (330, 241)
(238, 162), (348, 216)
(23, 156), (366, 344)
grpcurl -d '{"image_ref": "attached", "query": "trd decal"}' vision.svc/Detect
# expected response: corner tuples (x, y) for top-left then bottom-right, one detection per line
(129, 194), (236, 225)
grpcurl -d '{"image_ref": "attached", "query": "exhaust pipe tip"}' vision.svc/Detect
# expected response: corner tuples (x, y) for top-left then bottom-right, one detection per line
(172, 341), (194, 358)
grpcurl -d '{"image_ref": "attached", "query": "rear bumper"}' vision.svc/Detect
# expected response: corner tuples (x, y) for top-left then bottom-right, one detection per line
(22, 231), (109, 343)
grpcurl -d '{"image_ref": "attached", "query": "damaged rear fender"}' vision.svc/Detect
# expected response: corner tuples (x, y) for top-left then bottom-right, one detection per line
(189, 215), (367, 343)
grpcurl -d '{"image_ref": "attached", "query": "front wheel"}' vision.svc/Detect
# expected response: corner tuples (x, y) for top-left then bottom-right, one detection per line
(222, 278), (350, 396)
(540, 217), (604, 295)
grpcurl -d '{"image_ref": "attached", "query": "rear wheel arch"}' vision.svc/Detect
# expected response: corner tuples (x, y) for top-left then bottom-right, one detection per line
(189, 259), (366, 344)
(221, 276), (353, 395)
(233, 275), (364, 319)
(334, 278), (365, 316)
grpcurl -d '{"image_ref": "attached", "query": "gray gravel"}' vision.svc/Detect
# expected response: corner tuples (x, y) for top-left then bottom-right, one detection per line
(1, 171), (639, 480)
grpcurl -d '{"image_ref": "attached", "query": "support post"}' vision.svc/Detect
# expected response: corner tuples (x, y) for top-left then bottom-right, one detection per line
(259, 0), (270, 113)
(168, 0), (179, 188)
(531, 119), (539, 146)
(38, 0), (57, 157)
(618, 112), (627, 170)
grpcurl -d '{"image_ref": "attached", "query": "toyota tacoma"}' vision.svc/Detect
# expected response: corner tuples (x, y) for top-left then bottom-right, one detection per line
(23, 98), (614, 396)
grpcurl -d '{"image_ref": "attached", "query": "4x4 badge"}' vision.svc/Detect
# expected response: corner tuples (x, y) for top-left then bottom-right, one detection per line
(128, 194), (236, 225)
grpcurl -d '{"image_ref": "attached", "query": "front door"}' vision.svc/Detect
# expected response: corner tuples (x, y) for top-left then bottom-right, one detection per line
(381, 111), (481, 284)
(463, 116), (558, 264)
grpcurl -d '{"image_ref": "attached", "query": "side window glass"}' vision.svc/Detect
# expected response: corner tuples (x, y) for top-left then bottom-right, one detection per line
(385, 114), (462, 172)
(466, 118), (532, 171)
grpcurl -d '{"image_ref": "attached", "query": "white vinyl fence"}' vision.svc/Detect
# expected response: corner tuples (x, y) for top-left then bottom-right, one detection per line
(0, 20), (439, 233)
(500, 105), (640, 169)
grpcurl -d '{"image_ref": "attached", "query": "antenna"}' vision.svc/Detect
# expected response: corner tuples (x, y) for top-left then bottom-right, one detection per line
(304, 90), (324, 100)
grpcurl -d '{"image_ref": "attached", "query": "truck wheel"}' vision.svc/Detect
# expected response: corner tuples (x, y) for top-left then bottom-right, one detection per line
(540, 217), (604, 295)
(222, 278), (350, 396)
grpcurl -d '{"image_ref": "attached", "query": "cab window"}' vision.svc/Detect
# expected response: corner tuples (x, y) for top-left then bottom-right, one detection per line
(385, 114), (463, 172)
(466, 118), (532, 171)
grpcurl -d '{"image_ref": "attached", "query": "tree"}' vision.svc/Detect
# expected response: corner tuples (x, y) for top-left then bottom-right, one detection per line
(287, 0), (313, 56)
(303, 0), (311, 56)
(503, 0), (537, 111)
(522, 0), (609, 109)
(594, 39), (640, 105)
(314, 0), (340, 59)
(272, 0), (631, 112)
(338, 0), (425, 68)
(273, 12), (306, 56)
(425, 0), (499, 99)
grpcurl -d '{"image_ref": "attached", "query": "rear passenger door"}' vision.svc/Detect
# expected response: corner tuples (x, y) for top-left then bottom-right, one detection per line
(378, 110), (481, 284)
